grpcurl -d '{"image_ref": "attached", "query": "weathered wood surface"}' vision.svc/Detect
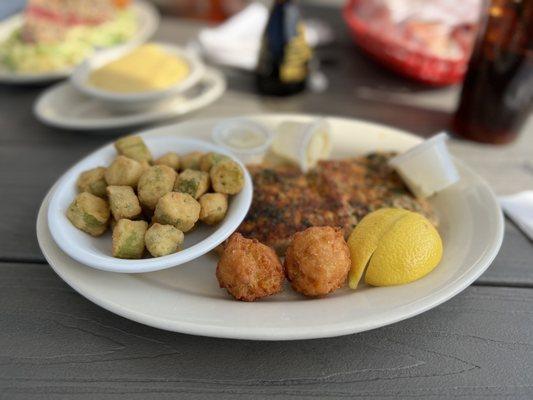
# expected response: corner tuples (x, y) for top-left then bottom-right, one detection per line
(0, 5), (532, 399)
(1, 262), (532, 399)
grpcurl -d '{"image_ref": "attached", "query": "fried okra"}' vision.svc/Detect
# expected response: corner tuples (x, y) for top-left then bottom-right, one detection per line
(114, 135), (152, 163)
(76, 167), (107, 198)
(106, 186), (141, 220)
(154, 152), (180, 170)
(137, 165), (177, 210)
(284, 226), (350, 297)
(199, 152), (230, 172)
(112, 219), (148, 259)
(104, 156), (144, 187)
(180, 151), (203, 170)
(153, 192), (200, 232)
(210, 159), (244, 195)
(174, 169), (210, 199)
(66, 192), (110, 236)
(199, 193), (228, 225)
(216, 233), (284, 301)
(144, 223), (184, 257)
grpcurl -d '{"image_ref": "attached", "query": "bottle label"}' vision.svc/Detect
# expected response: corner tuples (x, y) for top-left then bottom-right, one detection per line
(280, 22), (312, 83)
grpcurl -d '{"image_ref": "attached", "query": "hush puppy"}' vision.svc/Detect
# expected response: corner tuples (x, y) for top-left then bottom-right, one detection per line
(284, 226), (351, 297)
(216, 233), (284, 301)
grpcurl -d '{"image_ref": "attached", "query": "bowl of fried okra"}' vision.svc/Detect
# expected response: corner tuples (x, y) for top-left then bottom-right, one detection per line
(47, 134), (253, 273)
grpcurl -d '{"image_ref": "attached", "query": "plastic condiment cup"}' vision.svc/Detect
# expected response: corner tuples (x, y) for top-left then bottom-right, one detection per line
(212, 118), (274, 164)
(271, 118), (331, 172)
(388, 132), (460, 198)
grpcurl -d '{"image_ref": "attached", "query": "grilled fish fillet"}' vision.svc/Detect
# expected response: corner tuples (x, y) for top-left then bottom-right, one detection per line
(238, 153), (437, 255)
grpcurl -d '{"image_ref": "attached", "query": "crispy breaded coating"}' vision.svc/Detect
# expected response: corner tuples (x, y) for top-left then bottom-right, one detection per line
(106, 185), (141, 220)
(137, 165), (177, 210)
(76, 167), (107, 198)
(104, 156), (144, 187)
(153, 192), (200, 232)
(199, 193), (228, 225)
(238, 165), (353, 255)
(238, 153), (438, 255)
(210, 159), (244, 195)
(114, 135), (152, 163)
(180, 152), (204, 170)
(144, 223), (184, 257)
(216, 233), (284, 302)
(66, 192), (110, 236)
(284, 226), (350, 297)
(154, 152), (180, 170)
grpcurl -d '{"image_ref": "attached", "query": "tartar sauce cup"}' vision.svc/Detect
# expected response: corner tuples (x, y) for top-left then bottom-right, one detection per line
(389, 132), (460, 198)
(212, 118), (274, 164)
(271, 118), (331, 172)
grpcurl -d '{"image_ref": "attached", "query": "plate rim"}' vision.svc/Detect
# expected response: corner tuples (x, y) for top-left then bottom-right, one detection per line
(33, 67), (226, 130)
(36, 114), (505, 340)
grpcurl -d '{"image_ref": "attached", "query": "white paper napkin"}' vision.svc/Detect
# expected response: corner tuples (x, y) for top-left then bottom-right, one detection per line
(197, 2), (333, 71)
(500, 191), (533, 240)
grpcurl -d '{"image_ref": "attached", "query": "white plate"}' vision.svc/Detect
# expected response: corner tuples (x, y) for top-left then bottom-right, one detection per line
(36, 114), (504, 340)
(34, 68), (226, 130)
(48, 137), (252, 273)
(0, 0), (159, 84)
(70, 43), (206, 111)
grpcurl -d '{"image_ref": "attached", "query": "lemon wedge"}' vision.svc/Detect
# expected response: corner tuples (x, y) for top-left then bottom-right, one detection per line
(347, 208), (443, 289)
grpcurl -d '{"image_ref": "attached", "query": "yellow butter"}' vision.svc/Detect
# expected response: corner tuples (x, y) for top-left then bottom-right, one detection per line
(88, 44), (190, 93)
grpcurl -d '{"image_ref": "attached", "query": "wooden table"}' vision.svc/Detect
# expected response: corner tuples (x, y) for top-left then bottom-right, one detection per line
(1, 6), (532, 399)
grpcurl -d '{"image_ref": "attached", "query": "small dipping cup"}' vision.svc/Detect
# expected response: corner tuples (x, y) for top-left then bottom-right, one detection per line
(271, 118), (331, 172)
(388, 132), (460, 198)
(212, 118), (274, 164)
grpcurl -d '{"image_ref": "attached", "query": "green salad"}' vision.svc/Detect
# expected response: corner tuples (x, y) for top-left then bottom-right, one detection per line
(0, 9), (136, 74)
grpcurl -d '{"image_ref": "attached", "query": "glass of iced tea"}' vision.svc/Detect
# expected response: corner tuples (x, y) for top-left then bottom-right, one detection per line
(452, 0), (532, 144)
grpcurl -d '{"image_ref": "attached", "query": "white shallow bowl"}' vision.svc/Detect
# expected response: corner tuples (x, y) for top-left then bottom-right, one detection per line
(47, 136), (252, 273)
(37, 115), (504, 340)
(0, 0), (159, 84)
(70, 43), (205, 111)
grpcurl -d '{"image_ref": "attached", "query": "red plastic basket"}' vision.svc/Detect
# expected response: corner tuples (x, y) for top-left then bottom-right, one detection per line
(342, 0), (469, 86)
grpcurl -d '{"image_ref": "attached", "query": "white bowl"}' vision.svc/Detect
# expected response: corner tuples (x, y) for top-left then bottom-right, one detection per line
(47, 136), (252, 273)
(70, 42), (206, 111)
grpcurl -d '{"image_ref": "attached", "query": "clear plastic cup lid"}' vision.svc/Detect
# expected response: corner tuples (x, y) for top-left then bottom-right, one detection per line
(212, 118), (274, 156)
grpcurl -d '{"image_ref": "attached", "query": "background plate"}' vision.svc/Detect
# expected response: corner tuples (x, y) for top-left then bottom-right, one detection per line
(34, 68), (226, 130)
(36, 114), (504, 340)
(0, 0), (159, 84)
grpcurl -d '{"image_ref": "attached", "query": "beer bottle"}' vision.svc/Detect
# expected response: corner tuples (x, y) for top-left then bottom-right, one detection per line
(255, 0), (312, 96)
(452, 0), (533, 144)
